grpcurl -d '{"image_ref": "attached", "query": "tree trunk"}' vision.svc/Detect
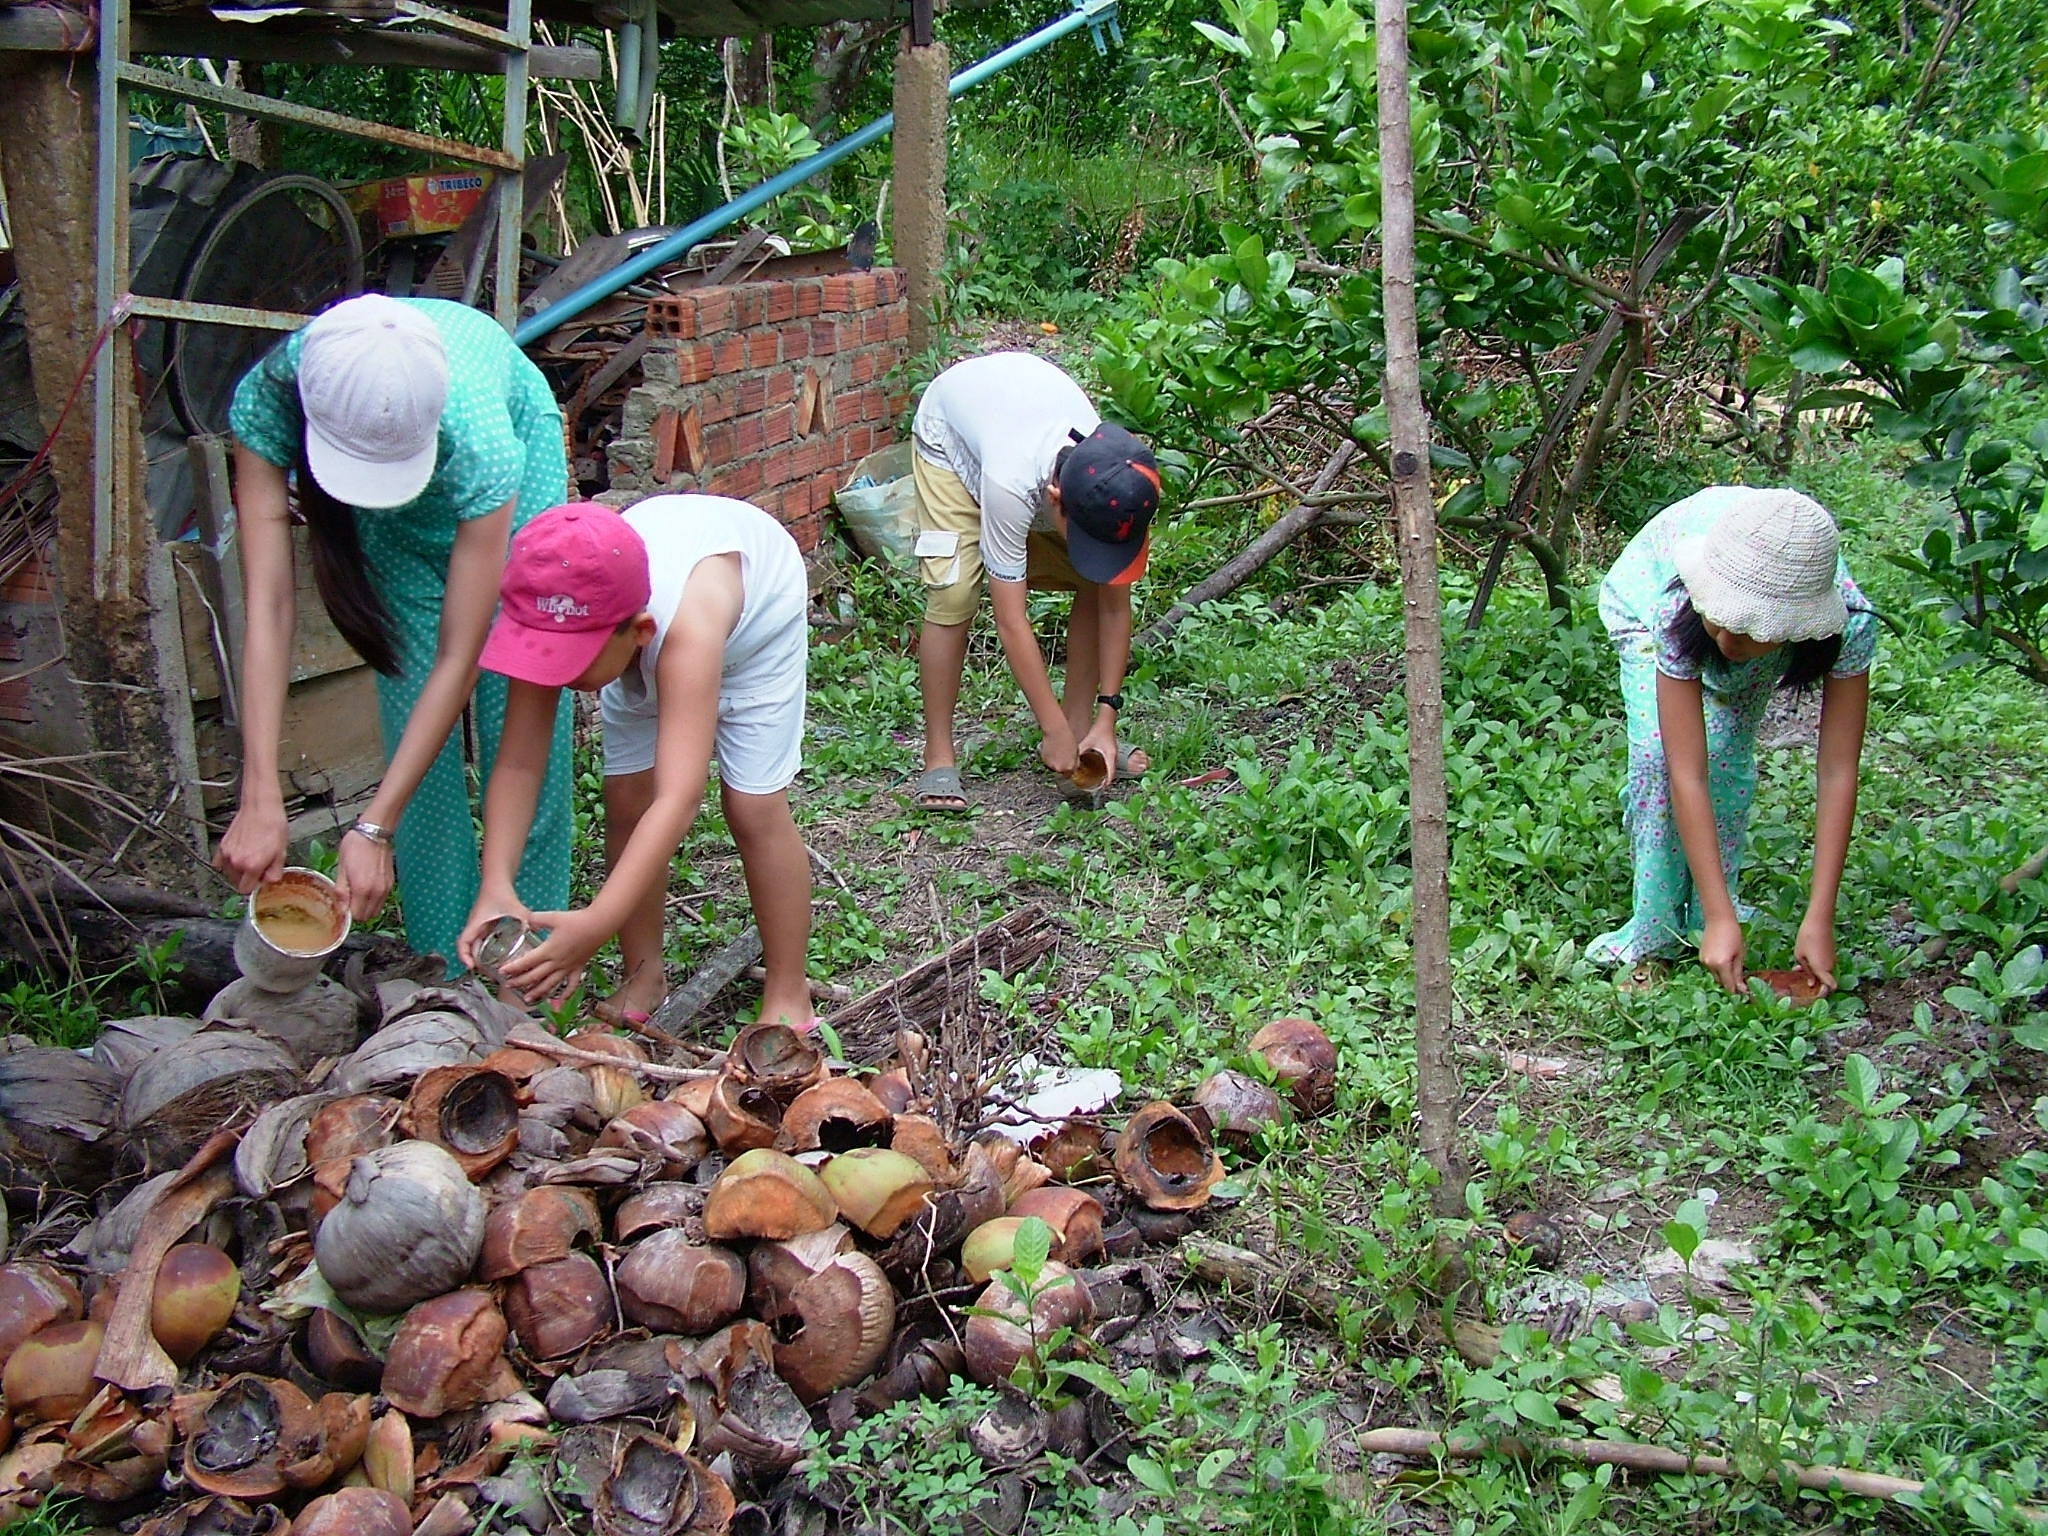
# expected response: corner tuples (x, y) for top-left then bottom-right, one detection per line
(1374, 0), (1464, 1217)
(809, 20), (895, 135)
(224, 61), (280, 167)
(723, 35), (773, 111)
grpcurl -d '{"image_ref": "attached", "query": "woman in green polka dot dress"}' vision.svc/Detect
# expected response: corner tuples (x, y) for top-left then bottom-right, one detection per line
(215, 294), (573, 971)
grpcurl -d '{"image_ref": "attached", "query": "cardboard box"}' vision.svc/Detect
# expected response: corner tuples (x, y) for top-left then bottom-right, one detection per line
(344, 170), (494, 240)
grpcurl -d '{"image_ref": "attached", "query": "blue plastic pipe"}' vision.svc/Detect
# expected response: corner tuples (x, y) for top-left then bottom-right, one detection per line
(515, 0), (1123, 347)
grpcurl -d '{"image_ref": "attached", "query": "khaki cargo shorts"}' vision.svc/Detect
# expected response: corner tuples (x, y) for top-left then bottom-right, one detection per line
(913, 453), (1083, 627)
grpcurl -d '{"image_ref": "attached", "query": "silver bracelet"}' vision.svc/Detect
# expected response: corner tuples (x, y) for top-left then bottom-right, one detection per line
(349, 819), (395, 848)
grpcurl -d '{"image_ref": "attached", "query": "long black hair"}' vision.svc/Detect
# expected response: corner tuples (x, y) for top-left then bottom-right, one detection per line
(295, 414), (401, 678)
(1660, 579), (1869, 692)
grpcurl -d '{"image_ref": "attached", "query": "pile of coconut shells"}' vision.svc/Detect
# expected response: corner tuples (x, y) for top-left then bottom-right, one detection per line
(0, 961), (1342, 1535)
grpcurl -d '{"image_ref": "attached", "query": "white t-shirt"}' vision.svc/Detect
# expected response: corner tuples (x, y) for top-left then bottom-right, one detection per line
(604, 494), (807, 711)
(912, 352), (1099, 582)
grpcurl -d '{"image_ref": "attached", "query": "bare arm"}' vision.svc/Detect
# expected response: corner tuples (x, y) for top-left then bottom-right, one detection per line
(1796, 668), (1870, 990)
(499, 558), (739, 1000)
(455, 678), (563, 965)
(1656, 669), (1745, 990)
(988, 576), (1078, 772)
(336, 500), (514, 921)
(214, 446), (297, 892)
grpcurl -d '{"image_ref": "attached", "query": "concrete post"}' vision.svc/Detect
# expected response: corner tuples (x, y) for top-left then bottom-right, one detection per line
(890, 31), (949, 359)
(0, 55), (208, 871)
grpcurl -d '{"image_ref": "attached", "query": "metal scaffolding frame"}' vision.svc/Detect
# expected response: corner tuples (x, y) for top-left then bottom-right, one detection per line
(88, 0), (535, 597)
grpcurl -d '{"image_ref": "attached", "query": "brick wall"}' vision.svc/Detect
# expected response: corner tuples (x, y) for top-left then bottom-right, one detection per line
(608, 268), (912, 553)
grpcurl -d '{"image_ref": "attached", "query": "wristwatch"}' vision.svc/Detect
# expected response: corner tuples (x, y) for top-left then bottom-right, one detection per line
(1096, 693), (1124, 711)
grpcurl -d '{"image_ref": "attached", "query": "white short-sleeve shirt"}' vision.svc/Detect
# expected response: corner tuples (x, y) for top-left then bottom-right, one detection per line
(911, 352), (1100, 582)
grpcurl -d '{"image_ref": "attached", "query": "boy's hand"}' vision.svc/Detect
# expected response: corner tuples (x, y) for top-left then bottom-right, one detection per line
(498, 907), (608, 1005)
(1793, 915), (1838, 994)
(1038, 726), (1080, 777)
(457, 891), (533, 970)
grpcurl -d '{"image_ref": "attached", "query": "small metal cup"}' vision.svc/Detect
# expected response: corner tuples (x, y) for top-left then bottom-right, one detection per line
(472, 915), (538, 986)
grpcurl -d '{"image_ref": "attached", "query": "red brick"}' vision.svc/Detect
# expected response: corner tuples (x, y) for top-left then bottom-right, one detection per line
(673, 342), (717, 386)
(862, 312), (894, 346)
(712, 336), (747, 375)
(646, 294), (695, 339)
(810, 318), (858, 355)
(764, 371), (797, 408)
(793, 278), (824, 318)
(779, 326), (811, 361)
(734, 287), (768, 328)
(712, 458), (767, 500)
(885, 307), (910, 341)
(701, 389), (736, 425)
(887, 388), (912, 419)
(733, 416), (767, 456)
(763, 406), (795, 450)
(746, 332), (780, 369)
(765, 285), (796, 323)
(703, 422), (737, 463)
(695, 288), (735, 333)
(736, 375), (768, 414)
(821, 274), (859, 312)
(786, 511), (823, 552)
(846, 423), (876, 458)
(846, 350), (879, 385)
(875, 268), (904, 304)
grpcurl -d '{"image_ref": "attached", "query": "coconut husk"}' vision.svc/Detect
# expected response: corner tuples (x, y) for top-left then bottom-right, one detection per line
(696, 1361), (807, 1477)
(328, 1011), (498, 1097)
(205, 975), (365, 1069)
(1111, 1102), (1225, 1212)
(0, 1046), (122, 1190)
(403, 1066), (522, 1179)
(478, 1187), (602, 1280)
(233, 1094), (332, 1200)
(68, 1169), (179, 1274)
(90, 1015), (201, 1080)
(546, 1337), (679, 1425)
(134, 1495), (293, 1536)
(123, 1028), (300, 1168)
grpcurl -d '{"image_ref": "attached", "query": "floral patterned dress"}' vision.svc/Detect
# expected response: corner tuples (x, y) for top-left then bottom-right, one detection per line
(1588, 487), (1878, 965)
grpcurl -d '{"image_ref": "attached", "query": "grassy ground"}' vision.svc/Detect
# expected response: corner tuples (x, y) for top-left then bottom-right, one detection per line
(621, 433), (2048, 1532)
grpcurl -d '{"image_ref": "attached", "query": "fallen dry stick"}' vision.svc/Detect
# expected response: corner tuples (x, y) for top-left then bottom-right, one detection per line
(1920, 838), (2048, 963)
(828, 906), (1058, 1048)
(94, 1130), (240, 1392)
(517, 1035), (719, 1083)
(1356, 1427), (2048, 1518)
(647, 926), (765, 1036)
(1180, 1235), (1350, 1328)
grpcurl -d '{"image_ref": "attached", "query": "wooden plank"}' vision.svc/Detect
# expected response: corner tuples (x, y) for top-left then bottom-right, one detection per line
(0, 6), (604, 78)
(173, 529), (366, 703)
(195, 665), (385, 812)
(185, 436), (247, 725)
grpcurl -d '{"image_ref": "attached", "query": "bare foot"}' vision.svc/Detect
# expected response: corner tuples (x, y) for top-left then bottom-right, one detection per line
(594, 966), (668, 1024)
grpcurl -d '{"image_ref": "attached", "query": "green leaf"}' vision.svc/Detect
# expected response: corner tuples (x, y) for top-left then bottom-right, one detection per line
(1512, 1389), (1563, 1428)
(1844, 1053), (1881, 1110)
(1789, 338), (1852, 373)
(1126, 1455), (1176, 1496)
(1010, 1217), (1052, 1287)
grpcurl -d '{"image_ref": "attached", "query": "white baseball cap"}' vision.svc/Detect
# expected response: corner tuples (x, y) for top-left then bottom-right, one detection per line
(298, 295), (449, 509)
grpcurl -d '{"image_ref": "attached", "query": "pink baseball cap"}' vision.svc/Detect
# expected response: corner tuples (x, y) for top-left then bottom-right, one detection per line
(480, 503), (652, 687)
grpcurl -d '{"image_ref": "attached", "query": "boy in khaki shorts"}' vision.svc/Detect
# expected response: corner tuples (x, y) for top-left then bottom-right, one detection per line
(909, 352), (1161, 811)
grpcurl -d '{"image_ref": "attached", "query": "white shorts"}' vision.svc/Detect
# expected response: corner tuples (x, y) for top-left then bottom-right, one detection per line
(600, 654), (806, 796)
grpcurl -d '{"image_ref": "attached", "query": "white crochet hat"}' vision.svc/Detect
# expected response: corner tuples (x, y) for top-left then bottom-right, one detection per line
(1673, 489), (1847, 643)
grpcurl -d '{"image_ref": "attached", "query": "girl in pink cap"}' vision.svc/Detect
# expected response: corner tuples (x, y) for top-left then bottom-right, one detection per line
(1588, 487), (1877, 994)
(456, 496), (815, 1029)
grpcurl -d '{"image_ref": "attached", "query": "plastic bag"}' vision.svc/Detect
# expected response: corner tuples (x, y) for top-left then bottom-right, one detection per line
(834, 442), (918, 566)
